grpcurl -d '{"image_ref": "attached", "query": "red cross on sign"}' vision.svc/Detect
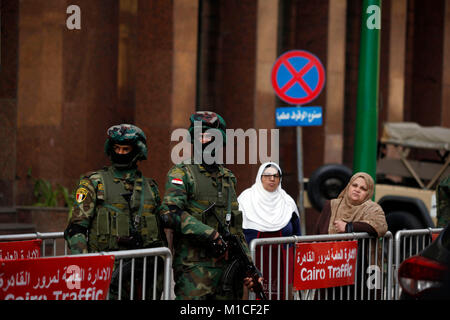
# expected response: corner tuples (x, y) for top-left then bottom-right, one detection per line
(271, 50), (326, 105)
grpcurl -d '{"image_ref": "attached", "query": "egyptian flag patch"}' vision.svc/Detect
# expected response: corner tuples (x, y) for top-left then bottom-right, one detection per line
(75, 187), (88, 203)
(171, 178), (183, 185)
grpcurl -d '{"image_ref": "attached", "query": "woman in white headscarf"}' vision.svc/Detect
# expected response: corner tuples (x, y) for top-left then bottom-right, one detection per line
(238, 162), (301, 300)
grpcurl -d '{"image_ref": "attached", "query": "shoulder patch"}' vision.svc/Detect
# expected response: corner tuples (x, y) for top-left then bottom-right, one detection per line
(171, 178), (183, 185)
(79, 179), (91, 187)
(75, 187), (89, 203)
(168, 166), (187, 177)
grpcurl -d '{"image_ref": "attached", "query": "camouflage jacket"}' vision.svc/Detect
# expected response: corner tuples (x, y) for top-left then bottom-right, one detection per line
(160, 162), (250, 298)
(65, 166), (162, 254)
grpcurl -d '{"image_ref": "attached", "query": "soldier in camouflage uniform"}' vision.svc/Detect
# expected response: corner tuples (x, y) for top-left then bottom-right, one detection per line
(160, 111), (261, 300)
(436, 175), (450, 227)
(64, 124), (165, 299)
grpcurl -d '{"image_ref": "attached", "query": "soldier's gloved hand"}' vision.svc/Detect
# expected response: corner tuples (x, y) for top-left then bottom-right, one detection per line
(64, 224), (88, 255)
(67, 233), (88, 254)
(209, 232), (228, 258)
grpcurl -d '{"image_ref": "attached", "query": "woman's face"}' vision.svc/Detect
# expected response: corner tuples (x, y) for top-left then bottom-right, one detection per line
(261, 167), (281, 192)
(347, 177), (369, 205)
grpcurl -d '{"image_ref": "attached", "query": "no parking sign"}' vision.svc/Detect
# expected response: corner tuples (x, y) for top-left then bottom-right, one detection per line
(271, 50), (326, 236)
(271, 50), (325, 105)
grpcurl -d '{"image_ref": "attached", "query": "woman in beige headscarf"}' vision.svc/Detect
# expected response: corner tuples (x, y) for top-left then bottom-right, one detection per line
(314, 172), (388, 299)
(315, 172), (387, 237)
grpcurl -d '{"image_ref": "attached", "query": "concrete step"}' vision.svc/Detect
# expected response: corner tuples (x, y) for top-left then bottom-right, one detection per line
(0, 223), (36, 236)
(0, 207), (17, 223)
(0, 206), (67, 238)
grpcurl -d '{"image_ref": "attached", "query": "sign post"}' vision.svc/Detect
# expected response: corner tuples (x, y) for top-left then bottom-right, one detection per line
(271, 50), (326, 235)
(296, 126), (305, 235)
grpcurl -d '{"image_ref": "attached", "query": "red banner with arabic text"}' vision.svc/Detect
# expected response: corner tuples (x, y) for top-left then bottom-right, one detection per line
(431, 232), (441, 242)
(293, 241), (358, 290)
(0, 255), (115, 300)
(0, 240), (42, 261)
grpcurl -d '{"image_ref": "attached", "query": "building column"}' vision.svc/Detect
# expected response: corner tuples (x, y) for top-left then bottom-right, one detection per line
(15, 0), (119, 204)
(0, 0), (19, 206)
(387, 0), (407, 122)
(135, 0), (198, 190)
(254, 0), (279, 131)
(324, 0), (347, 164)
(442, 0), (450, 127)
(252, 0), (280, 179)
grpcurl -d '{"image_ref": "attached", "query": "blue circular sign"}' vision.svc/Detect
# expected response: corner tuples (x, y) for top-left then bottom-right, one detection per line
(271, 50), (326, 105)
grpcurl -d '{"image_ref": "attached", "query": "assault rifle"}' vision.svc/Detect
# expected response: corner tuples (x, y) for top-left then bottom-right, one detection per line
(205, 203), (267, 300)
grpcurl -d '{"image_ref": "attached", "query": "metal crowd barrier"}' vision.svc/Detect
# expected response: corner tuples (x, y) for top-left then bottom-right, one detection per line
(249, 232), (394, 300)
(2, 228), (445, 300)
(0, 231), (68, 256)
(0, 231), (173, 300)
(393, 227), (443, 299)
(74, 247), (173, 300)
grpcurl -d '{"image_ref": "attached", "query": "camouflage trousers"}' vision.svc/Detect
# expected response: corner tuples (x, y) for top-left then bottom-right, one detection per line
(173, 264), (243, 300)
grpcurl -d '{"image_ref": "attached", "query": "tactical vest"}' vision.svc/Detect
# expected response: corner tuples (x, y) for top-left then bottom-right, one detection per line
(436, 176), (450, 228)
(184, 164), (243, 236)
(88, 168), (162, 251)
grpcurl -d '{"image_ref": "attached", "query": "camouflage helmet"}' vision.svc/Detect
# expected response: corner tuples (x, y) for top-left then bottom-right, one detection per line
(104, 124), (148, 160)
(188, 111), (227, 144)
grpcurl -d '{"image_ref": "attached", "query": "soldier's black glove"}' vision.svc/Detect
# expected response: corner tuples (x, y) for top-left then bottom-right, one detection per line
(159, 205), (183, 229)
(64, 223), (88, 239)
(209, 234), (228, 258)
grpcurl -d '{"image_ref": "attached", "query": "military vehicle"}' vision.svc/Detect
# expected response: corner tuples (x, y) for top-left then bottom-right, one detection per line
(306, 122), (450, 234)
